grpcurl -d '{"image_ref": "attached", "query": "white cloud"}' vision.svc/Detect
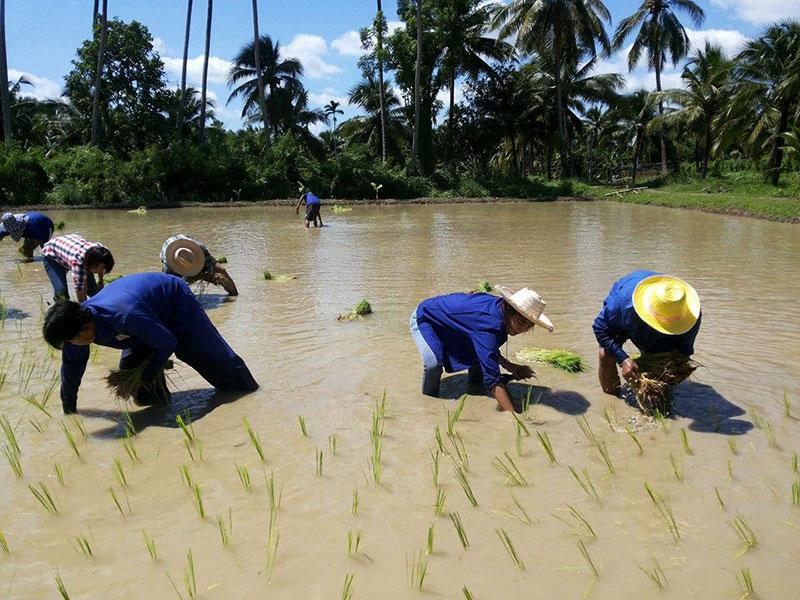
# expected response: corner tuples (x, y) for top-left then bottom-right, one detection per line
(436, 82), (465, 115)
(282, 34), (341, 79)
(162, 54), (232, 85)
(308, 87), (350, 108)
(331, 31), (363, 56)
(711, 0), (800, 25)
(388, 21), (405, 35)
(151, 37), (169, 55)
(7, 69), (61, 100)
(685, 28), (749, 56)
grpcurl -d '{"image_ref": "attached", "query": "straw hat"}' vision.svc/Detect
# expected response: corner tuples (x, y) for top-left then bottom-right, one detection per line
(632, 274), (700, 335)
(163, 237), (205, 277)
(495, 285), (554, 332)
(1, 213), (24, 242)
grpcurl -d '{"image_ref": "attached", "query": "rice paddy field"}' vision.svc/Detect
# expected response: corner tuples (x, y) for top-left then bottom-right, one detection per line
(0, 202), (798, 599)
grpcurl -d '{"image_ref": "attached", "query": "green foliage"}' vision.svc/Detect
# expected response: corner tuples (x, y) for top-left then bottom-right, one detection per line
(0, 148), (49, 205)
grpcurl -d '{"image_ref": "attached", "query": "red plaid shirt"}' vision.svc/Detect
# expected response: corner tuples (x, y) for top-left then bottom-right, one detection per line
(41, 234), (101, 292)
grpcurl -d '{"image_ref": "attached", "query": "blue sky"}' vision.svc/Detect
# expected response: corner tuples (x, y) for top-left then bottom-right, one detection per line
(6, 0), (800, 131)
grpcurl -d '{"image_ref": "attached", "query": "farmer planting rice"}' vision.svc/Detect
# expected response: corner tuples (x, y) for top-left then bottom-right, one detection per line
(161, 234), (238, 296)
(295, 190), (323, 228)
(0, 211), (55, 258)
(593, 270), (701, 413)
(410, 286), (554, 412)
(41, 234), (114, 302)
(41, 273), (259, 414)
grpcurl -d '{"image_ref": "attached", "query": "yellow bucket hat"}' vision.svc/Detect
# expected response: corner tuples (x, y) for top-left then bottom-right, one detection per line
(632, 275), (700, 335)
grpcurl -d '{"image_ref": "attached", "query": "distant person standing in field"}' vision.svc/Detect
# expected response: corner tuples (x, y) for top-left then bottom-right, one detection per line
(160, 234), (238, 296)
(295, 190), (323, 228)
(0, 211), (55, 258)
(41, 234), (115, 302)
(593, 270), (701, 396)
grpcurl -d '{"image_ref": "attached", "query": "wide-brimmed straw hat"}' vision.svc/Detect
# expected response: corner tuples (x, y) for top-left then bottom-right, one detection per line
(163, 237), (205, 277)
(1, 212), (24, 242)
(632, 274), (700, 335)
(495, 285), (554, 332)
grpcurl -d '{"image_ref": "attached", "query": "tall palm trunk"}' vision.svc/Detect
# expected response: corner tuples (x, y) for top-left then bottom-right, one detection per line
(654, 59), (668, 176)
(92, 0), (99, 22)
(176, 0), (193, 138)
(768, 100), (790, 186)
(632, 127), (643, 186)
(90, 0), (108, 146)
(0, 0), (11, 145)
(448, 67), (455, 152)
(251, 0), (269, 133)
(376, 0), (387, 163)
(701, 121), (711, 179)
(411, 0), (422, 170)
(553, 34), (573, 179)
(199, 0), (213, 142)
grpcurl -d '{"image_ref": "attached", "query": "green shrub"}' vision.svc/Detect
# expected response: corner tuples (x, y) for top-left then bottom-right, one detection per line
(0, 148), (49, 205)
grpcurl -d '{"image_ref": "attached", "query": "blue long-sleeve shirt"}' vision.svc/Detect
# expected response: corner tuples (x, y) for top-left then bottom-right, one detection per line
(416, 293), (508, 391)
(0, 211), (53, 242)
(592, 270), (701, 364)
(61, 273), (198, 412)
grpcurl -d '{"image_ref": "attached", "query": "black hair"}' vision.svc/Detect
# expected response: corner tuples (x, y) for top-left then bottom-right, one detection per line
(85, 245), (114, 273)
(42, 301), (93, 349)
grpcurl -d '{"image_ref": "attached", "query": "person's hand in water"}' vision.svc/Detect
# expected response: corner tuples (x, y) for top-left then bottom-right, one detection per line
(507, 363), (535, 380)
(621, 358), (641, 383)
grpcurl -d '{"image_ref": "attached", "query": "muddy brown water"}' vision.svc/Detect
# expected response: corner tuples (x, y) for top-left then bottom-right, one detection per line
(0, 202), (799, 599)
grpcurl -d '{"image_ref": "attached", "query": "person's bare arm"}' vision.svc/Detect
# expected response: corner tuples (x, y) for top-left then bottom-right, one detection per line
(492, 384), (516, 412)
(295, 197), (304, 214)
(499, 355), (534, 380)
(75, 287), (88, 303)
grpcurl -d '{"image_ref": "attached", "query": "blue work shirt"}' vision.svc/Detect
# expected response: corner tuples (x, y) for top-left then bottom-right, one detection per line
(305, 192), (320, 205)
(24, 212), (54, 242)
(61, 273), (198, 409)
(416, 293), (508, 391)
(592, 270), (701, 364)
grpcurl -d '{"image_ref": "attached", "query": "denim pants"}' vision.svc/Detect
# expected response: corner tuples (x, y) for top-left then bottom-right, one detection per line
(43, 257), (97, 301)
(410, 310), (483, 397)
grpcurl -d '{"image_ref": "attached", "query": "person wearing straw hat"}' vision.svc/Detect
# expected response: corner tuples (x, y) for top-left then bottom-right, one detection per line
(41, 273), (259, 414)
(0, 211), (55, 258)
(161, 234), (238, 296)
(593, 270), (701, 396)
(410, 286), (554, 412)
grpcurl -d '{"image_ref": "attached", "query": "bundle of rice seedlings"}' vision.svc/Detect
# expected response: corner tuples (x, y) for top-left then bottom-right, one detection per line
(262, 271), (296, 282)
(105, 274), (124, 283)
(469, 280), (493, 293)
(55, 220), (66, 230)
(631, 353), (700, 416)
(127, 206), (147, 215)
(105, 361), (171, 402)
(517, 348), (587, 374)
(332, 205), (352, 214)
(338, 300), (373, 321)
(216, 256), (228, 264)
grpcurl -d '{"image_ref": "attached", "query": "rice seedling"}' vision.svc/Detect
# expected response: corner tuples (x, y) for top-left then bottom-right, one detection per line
(217, 509), (233, 549)
(596, 441), (615, 474)
(447, 394), (468, 435)
(370, 435), (383, 484)
(0, 414), (19, 454)
(434, 487), (447, 516)
(568, 466), (600, 501)
(340, 573), (355, 600)
(2, 444), (22, 478)
(715, 486), (726, 510)
(61, 421), (80, 458)
(121, 410), (136, 437)
(406, 549), (429, 589)
(242, 417), (265, 462)
(495, 528), (524, 570)
(265, 505), (280, 581)
(669, 452), (684, 481)
(737, 567), (755, 599)
(728, 459), (734, 480)
(109, 486), (127, 517)
(176, 413), (196, 445)
(265, 471), (283, 510)
(636, 557), (667, 590)
(576, 539), (599, 577)
(351, 486), (360, 517)
(554, 505), (597, 538)
(184, 549), (197, 599)
(643, 482), (680, 541)
(430, 449), (440, 487)
(180, 464), (193, 489)
(142, 530), (158, 561)
(70, 415), (87, 440)
(454, 463), (479, 505)
(121, 436), (138, 462)
(680, 428), (693, 455)
(792, 482), (800, 505)
(491, 452), (528, 487)
(29, 482), (58, 514)
(448, 431), (469, 471)
(784, 389), (793, 419)
(577, 416), (598, 446)
(462, 586), (474, 600)
(536, 430), (557, 463)
(315, 448), (324, 477)
(517, 347), (586, 374)
(730, 513), (758, 557)
(449, 511), (469, 549)
(426, 523), (436, 555)
(329, 434), (337, 455)
(235, 463), (251, 492)
(793, 452), (798, 474)
(515, 421), (524, 457)
(346, 529), (364, 558)
(434, 425), (447, 454)
(337, 299), (373, 321)
(0, 529), (10, 555)
(298, 415), (309, 437)
(54, 570), (71, 600)
(29, 418), (44, 433)
(25, 394), (52, 418)
(623, 428), (643, 455)
(191, 484), (205, 519)
(728, 437), (738, 455)
(71, 534), (93, 557)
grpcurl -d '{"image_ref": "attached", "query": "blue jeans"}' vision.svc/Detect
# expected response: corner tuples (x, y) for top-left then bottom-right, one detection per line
(410, 309), (443, 397)
(43, 257), (97, 301)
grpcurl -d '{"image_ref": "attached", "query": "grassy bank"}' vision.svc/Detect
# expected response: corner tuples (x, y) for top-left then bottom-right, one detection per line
(586, 172), (800, 223)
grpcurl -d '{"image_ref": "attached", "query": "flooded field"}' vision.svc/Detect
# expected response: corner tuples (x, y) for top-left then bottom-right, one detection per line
(1, 202), (799, 599)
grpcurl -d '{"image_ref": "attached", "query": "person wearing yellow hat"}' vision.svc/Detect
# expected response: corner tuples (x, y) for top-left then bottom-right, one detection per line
(160, 234), (238, 296)
(593, 270), (701, 396)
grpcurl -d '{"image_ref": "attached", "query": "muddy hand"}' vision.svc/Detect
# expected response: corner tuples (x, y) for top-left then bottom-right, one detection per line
(621, 358), (641, 383)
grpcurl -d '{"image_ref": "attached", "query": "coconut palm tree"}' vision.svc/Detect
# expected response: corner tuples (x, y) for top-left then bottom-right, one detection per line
(176, 0), (193, 138)
(492, 0), (612, 178)
(612, 0), (705, 176)
(411, 0), (422, 170)
(375, 0), (388, 163)
(0, 0), (11, 144)
(649, 42), (732, 178)
(250, 0), (268, 132)
(346, 75), (407, 159)
(199, 0), (213, 142)
(612, 90), (657, 185)
(90, 0), (108, 146)
(167, 86), (219, 140)
(324, 100), (344, 132)
(227, 35), (303, 137)
(246, 86), (325, 152)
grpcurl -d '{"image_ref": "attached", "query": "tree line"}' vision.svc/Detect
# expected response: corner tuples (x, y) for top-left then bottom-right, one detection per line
(0, 0), (798, 207)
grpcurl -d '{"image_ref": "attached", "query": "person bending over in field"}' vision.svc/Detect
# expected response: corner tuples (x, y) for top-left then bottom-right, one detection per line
(295, 190), (323, 228)
(41, 234), (114, 302)
(42, 273), (259, 414)
(0, 211), (55, 258)
(161, 234), (238, 296)
(593, 270), (701, 397)
(410, 286), (554, 412)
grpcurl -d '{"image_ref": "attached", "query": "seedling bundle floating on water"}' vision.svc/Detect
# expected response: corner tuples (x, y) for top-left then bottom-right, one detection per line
(517, 348), (587, 374)
(262, 271), (296, 282)
(332, 205), (353, 214)
(337, 300), (373, 321)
